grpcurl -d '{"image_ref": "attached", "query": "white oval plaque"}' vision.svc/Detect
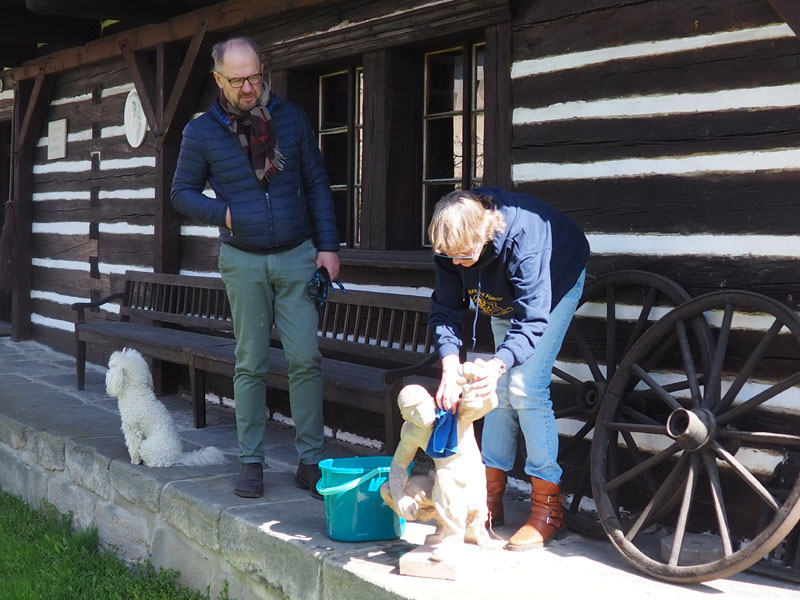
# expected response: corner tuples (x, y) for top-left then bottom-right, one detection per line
(124, 90), (147, 148)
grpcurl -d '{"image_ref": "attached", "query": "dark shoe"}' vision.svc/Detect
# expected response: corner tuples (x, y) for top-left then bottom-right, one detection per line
(235, 462), (264, 498)
(295, 461), (323, 500)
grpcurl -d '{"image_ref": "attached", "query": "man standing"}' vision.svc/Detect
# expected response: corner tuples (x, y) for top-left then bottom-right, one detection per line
(171, 36), (339, 499)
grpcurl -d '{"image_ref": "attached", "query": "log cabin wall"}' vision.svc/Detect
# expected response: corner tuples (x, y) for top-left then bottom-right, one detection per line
(26, 59), (158, 355)
(511, 0), (800, 303)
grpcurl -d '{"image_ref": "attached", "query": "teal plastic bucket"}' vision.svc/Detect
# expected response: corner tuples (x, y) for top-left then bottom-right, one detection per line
(316, 456), (405, 542)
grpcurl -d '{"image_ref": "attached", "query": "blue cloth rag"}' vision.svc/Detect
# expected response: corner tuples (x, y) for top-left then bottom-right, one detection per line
(425, 409), (459, 458)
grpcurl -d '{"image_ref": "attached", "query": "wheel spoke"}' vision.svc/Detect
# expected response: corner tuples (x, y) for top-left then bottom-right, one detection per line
(702, 451), (734, 556)
(631, 363), (683, 412)
(705, 303), (734, 408)
(606, 286), (617, 381)
(717, 370), (800, 426)
(675, 320), (702, 409)
(624, 453), (689, 541)
(668, 453), (701, 566)
(558, 419), (595, 459)
(605, 442), (681, 491)
(569, 321), (606, 382)
(718, 429), (800, 447)
(620, 404), (664, 427)
(716, 319), (783, 415)
(568, 458), (592, 514)
(712, 442), (780, 511)
(554, 406), (584, 419)
(605, 422), (665, 435)
(552, 365), (583, 386)
(620, 429), (658, 495)
(623, 287), (657, 357)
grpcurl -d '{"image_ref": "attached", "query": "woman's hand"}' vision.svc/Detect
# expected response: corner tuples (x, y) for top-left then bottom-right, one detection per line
(435, 355), (462, 412)
(467, 357), (507, 401)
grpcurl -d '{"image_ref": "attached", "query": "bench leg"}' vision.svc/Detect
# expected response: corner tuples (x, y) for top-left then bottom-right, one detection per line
(188, 356), (207, 429)
(384, 380), (403, 452)
(76, 339), (86, 390)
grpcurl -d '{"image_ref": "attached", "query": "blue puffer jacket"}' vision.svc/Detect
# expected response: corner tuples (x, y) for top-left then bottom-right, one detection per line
(171, 95), (340, 252)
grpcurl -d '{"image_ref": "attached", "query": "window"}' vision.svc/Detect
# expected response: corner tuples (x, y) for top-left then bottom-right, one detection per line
(319, 67), (363, 247)
(422, 42), (485, 245)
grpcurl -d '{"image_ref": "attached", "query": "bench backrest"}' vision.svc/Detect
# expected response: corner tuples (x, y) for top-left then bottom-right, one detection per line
(118, 271), (233, 332)
(316, 289), (434, 368)
(116, 271), (436, 368)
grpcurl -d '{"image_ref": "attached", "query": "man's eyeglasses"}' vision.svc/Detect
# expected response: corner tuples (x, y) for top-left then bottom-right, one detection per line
(216, 71), (263, 89)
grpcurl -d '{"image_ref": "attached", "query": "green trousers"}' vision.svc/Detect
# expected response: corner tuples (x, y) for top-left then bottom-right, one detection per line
(218, 240), (324, 465)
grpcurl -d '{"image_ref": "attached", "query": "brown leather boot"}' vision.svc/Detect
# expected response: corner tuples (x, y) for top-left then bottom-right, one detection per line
(506, 477), (564, 551)
(485, 467), (507, 528)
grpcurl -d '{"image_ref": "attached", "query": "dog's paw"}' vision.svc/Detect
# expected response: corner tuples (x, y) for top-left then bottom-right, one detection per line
(130, 456), (142, 465)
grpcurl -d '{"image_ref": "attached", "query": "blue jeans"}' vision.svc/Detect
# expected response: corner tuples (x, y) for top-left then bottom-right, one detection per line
(218, 240), (324, 465)
(481, 269), (585, 484)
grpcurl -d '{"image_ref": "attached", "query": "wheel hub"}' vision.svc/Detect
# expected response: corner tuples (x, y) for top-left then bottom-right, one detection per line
(666, 408), (717, 451)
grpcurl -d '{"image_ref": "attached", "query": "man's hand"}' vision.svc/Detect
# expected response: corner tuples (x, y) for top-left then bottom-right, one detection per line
(225, 207), (232, 229)
(316, 251), (340, 280)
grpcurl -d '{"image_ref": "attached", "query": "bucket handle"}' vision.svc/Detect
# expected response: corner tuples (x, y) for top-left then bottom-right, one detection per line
(315, 467), (384, 497)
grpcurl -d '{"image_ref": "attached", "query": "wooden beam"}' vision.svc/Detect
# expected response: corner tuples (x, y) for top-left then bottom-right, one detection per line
(10, 71), (56, 340)
(768, 0), (800, 36)
(12, 0), (348, 81)
(160, 19), (210, 143)
(14, 65), (54, 154)
(119, 40), (160, 136)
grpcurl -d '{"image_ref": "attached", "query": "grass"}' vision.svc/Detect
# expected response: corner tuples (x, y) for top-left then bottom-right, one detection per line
(0, 489), (229, 600)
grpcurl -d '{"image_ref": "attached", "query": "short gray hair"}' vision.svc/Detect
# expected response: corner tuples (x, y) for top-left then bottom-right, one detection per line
(211, 36), (261, 70)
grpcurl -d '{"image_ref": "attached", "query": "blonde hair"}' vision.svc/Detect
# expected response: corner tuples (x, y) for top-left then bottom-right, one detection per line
(428, 190), (506, 255)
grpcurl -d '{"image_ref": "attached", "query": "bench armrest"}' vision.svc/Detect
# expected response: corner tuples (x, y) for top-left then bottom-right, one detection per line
(382, 351), (439, 384)
(70, 292), (125, 322)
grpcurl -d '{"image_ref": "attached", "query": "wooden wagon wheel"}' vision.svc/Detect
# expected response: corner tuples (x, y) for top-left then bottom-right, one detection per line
(553, 270), (699, 537)
(591, 290), (800, 583)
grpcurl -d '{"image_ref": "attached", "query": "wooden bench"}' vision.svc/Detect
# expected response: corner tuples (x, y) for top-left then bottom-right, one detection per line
(71, 271), (439, 450)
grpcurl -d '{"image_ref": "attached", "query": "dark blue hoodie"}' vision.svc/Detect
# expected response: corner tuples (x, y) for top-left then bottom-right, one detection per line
(430, 186), (590, 369)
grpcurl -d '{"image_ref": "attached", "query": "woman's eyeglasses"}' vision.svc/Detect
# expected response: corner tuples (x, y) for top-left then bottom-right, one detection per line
(435, 249), (479, 261)
(216, 72), (263, 88)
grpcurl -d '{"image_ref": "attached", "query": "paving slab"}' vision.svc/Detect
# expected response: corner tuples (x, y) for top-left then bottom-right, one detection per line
(0, 337), (799, 600)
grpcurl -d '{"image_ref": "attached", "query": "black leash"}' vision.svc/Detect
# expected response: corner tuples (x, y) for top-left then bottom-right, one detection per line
(306, 266), (346, 313)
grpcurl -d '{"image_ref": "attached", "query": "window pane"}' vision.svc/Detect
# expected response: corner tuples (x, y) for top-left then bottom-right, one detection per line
(426, 49), (464, 114)
(320, 72), (349, 130)
(321, 132), (348, 186)
(422, 182), (458, 245)
(474, 44), (485, 111)
(425, 115), (463, 180)
(331, 189), (349, 245)
(473, 111), (484, 180)
(353, 186), (362, 248)
(356, 68), (364, 126)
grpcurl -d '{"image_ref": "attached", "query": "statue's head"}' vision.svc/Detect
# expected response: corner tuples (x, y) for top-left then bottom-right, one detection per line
(398, 384), (436, 428)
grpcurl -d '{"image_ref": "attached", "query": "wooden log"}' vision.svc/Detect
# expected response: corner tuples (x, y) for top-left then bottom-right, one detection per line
(515, 172), (800, 235)
(512, 0), (780, 61)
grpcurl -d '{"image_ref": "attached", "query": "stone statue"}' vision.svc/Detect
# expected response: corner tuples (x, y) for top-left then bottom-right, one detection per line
(380, 363), (498, 573)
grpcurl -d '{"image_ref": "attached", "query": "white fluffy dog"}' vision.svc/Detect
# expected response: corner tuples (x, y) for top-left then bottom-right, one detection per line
(106, 347), (227, 468)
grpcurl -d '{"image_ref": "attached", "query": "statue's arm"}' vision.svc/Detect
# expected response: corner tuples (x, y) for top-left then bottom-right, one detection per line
(388, 423), (430, 519)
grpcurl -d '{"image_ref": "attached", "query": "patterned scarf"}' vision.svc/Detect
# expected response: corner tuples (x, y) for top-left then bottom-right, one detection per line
(219, 83), (285, 186)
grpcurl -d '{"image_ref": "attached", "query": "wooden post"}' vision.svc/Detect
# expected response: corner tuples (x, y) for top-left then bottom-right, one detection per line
(768, 0), (800, 36)
(483, 21), (512, 190)
(10, 66), (55, 340)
